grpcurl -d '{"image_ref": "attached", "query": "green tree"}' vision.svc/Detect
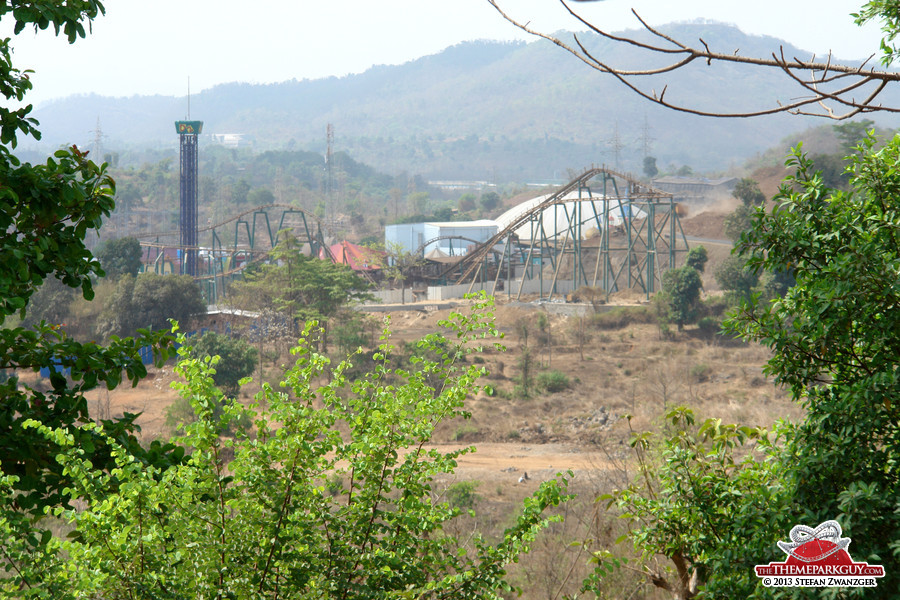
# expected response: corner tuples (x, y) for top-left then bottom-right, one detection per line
(684, 245), (708, 273)
(731, 178), (765, 207)
(247, 186), (276, 206)
(833, 118), (876, 154)
(588, 408), (789, 599)
(729, 138), (900, 595)
(25, 297), (572, 599)
(0, 4), (181, 591)
(232, 178), (251, 204)
(659, 266), (703, 331)
(232, 233), (373, 349)
(94, 236), (142, 278)
(191, 331), (258, 396)
(19, 277), (75, 329)
(714, 254), (758, 302)
(723, 204), (753, 243)
(457, 192), (477, 212)
(479, 190), (501, 212)
(97, 272), (205, 339)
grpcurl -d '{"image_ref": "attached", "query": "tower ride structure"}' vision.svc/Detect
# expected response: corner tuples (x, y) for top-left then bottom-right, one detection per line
(176, 120), (202, 277)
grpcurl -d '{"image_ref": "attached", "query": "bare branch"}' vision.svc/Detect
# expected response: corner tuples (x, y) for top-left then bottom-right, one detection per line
(486, 0), (900, 119)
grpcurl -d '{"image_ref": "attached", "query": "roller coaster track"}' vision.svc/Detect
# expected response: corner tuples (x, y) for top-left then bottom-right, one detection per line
(132, 203), (332, 302)
(448, 166), (674, 286)
(133, 203), (323, 242)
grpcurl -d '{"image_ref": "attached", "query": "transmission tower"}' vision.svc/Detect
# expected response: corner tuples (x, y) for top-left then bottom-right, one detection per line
(641, 114), (655, 158)
(608, 121), (623, 171)
(325, 124), (335, 223)
(91, 117), (104, 162)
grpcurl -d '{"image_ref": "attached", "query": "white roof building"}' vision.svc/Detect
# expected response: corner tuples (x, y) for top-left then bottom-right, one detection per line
(493, 190), (647, 243)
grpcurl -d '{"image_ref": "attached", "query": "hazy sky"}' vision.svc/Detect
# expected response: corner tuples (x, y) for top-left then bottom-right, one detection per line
(5, 0), (884, 106)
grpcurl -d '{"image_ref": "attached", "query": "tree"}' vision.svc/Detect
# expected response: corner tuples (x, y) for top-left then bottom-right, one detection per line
(588, 408), (789, 599)
(659, 265), (702, 331)
(0, 3), (181, 588)
(381, 241), (425, 305)
(247, 187), (276, 206)
(714, 255), (758, 303)
(94, 236), (142, 278)
(479, 190), (501, 212)
(728, 138), (900, 595)
(731, 178), (765, 207)
(723, 204), (754, 243)
(458, 192), (477, 212)
(485, 1), (900, 119)
(191, 331), (258, 396)
(231, 232), (373, 349)
(19, 277), (75, 329)
(97, 272), (205, 339)
(684, 245), (707, 273)
(23, 297), (573, 598)
(834, 119), (876, 154)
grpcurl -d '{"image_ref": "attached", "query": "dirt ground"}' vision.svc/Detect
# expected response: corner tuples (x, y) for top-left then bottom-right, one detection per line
(63, 209), (797, 491)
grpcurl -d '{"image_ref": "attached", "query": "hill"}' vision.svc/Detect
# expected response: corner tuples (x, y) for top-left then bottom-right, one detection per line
(25, 22), (900, 181)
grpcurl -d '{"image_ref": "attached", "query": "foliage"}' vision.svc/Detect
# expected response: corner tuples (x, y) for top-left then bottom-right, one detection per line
(854, 2), (900, 65)
(589, 306), (657, 330)
(94, 236), (142, 278)
(729, 136), (900, 596)
(458, 192), (477, 212)
(380, 241), (425, 305)
(684, 245), (708, 273)
(731, 178), (765, 207)
(331, 310), (377, 356)
(191, 331), (258, 396)
(479, 190), (501, 212)
(714, 255), (758, 303)
(19, 277), (75, 329)
(536, 370), (570, 393)
(588, 408), (789, 599)
(659, 266), (703, 331)
(95, 236), (141, 277)
(96, 272), (206, 339)
(723, 204), (753, 243)
(22, 296), (572, 599)
(0, 0), (181, 533)
(446, 480), (482, 510)
(516, 346), (534, 398)
(233, 232), (374, 348)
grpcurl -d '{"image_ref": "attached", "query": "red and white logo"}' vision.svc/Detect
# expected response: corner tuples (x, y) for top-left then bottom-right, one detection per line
(756, 520), (885, 588)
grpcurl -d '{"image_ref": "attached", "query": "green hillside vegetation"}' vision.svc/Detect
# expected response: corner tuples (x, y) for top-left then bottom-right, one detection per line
(29, 25), (900, 181)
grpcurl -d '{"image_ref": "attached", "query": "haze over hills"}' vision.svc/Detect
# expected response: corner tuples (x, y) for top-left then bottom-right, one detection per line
(26, 22), (900, 181)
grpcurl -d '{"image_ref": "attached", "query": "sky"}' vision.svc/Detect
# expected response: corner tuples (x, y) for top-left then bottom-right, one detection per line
(4, 0), (885, 107)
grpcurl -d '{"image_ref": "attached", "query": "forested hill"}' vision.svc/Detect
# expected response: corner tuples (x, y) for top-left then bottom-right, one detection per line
(27, 22), (900, 181)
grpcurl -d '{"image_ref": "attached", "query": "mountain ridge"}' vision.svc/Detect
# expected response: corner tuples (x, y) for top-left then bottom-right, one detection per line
(25, 23), (900, 180)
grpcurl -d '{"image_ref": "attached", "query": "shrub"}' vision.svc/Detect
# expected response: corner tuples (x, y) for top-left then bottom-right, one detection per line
(537, 370), (570, 393)
(445, 481), (481, 510)
(697, 316), (721, 337)
(590, 306), (656, 330)
(690, 364), (711, 383)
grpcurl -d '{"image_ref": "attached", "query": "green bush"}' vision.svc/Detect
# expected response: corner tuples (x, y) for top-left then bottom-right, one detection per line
(697, 316), (720, 336)
(445, 481), (481, 510)
(537, 370), (570, 393)
(690, 363), (711, 383)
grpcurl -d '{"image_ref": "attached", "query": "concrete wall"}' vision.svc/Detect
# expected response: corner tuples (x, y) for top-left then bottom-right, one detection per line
(368, 279), (582, 304)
